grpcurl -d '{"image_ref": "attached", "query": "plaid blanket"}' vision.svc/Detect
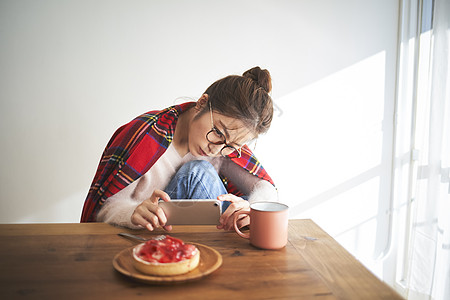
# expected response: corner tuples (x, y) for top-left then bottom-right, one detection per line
(81, 102), (274, 222)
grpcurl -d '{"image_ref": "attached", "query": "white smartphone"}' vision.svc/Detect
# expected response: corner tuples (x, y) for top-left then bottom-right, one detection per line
(158, 199), (222, 225)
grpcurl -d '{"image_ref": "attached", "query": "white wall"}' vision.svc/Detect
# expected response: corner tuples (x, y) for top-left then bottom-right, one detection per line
(0, 0), (399, 281)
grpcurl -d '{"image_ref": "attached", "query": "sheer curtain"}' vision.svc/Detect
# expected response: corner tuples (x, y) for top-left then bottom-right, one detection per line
(393, 0), (450, 299)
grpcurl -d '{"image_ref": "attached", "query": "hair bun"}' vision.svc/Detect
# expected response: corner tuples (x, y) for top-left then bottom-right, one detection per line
(243, 66), (272, 93)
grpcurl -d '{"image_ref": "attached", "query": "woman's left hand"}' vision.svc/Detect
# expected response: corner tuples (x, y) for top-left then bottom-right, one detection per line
(216, 194), (250, 231)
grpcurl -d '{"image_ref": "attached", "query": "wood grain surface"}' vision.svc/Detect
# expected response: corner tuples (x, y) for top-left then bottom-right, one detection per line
(0, 220), (403, 300)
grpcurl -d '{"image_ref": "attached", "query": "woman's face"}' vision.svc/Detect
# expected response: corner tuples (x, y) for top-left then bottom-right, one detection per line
(188, 108), (254, 158)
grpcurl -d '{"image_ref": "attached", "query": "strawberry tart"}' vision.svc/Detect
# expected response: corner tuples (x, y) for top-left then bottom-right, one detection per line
(132, 235), (200, 276)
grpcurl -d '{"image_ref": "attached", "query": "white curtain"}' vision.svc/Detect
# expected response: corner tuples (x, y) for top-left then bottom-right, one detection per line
(397, 0), (450, 299)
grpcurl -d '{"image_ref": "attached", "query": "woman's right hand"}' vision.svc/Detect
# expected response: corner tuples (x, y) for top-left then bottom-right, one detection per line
(131, 190), (173, 231)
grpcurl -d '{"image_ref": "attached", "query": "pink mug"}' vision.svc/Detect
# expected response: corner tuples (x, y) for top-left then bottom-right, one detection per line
(233, 202), (289, 250)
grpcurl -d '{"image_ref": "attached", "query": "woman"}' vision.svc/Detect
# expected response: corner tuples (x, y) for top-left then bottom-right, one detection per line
(81, 66), (277, 231)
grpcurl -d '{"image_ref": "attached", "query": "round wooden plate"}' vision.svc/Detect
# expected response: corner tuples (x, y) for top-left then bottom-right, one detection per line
(113, 242), (222, 284)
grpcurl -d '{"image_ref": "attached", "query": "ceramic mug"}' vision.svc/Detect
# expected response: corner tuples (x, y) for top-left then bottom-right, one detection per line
(233, 202), (289, 250)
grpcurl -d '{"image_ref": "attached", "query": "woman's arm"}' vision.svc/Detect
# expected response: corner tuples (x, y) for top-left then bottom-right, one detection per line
(96, 178), (143, 228)
(96, 175), (172, 231)
(217, 159), (278, 231)
(220, 159), (278, 203)
(97, 195), (141, 229)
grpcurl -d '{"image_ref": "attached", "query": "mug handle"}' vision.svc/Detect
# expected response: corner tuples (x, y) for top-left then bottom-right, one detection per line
(233, 212), (250, 239)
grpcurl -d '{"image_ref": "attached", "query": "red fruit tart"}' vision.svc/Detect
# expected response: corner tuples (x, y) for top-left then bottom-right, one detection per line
(132, 235), (200, 276)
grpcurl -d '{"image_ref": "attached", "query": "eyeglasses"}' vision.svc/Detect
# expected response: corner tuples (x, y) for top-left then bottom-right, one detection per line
(206, 102), (242, 158)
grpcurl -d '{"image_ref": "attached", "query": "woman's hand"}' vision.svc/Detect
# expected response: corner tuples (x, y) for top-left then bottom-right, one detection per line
(131, 190), (173, 231)
(217, 194), (250, 231)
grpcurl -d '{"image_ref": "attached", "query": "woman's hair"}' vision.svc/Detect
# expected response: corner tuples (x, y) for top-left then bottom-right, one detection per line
(203, 66), (273, 138)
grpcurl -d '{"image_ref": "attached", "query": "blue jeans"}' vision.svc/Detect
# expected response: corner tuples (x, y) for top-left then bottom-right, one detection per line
(165, 160), (231, 212)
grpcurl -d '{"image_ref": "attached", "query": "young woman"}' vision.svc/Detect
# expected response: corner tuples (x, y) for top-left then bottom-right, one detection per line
(81, 66), (277, 231)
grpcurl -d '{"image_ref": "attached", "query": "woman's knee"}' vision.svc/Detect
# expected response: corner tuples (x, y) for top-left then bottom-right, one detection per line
(166, 160), (226, 199)
(178, 160), (224, 190)
(179, 160), (216, 175)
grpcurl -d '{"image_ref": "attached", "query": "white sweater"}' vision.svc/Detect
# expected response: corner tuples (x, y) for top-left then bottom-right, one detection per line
(97, 144), (277, 228)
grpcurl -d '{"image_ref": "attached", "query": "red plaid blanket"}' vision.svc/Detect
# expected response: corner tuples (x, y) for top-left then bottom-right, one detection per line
(81, 102), (274, 222)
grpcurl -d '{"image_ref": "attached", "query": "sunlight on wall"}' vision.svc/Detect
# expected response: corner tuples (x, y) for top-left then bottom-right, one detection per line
(257, 51), (391, 277)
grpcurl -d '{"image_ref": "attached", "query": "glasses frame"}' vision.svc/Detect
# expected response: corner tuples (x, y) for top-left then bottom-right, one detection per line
(206, 101), (242, 158)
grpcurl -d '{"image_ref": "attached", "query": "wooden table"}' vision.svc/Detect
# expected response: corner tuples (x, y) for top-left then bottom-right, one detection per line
(0, 219), (402, 299)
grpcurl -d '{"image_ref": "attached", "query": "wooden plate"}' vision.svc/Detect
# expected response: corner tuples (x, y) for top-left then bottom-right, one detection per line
(113, 242), (222, 284)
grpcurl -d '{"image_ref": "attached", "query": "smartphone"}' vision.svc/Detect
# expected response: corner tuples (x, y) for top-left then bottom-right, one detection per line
(158, 199), (222, 225)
